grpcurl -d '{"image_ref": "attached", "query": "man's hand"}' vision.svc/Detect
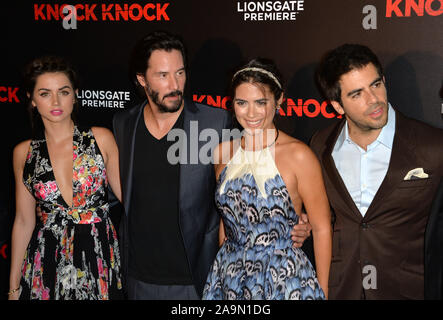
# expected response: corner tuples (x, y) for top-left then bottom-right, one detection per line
(290, 213), (312, 248)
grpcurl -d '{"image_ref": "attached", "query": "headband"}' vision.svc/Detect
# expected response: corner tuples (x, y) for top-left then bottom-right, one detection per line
(233, 67), (282, 89)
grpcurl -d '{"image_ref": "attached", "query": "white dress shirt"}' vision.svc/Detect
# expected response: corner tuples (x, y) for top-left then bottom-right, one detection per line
(332, 104), (396, 216)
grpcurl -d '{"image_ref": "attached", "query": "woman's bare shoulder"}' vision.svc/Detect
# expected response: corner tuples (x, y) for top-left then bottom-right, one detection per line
(276, 131), (318, 164)
(13, 139), (32, 169)
(13, 139), (32, 157)
(215, 139), (239, 164)
(91, 126), (114, 140)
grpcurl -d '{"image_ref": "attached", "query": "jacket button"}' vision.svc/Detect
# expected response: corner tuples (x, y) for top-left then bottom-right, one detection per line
(361, 223), (369, 229)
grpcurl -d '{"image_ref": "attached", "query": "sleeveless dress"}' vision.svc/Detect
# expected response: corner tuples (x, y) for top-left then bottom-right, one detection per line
(19, 126), (122, 300)
(203, 145), (325, 300)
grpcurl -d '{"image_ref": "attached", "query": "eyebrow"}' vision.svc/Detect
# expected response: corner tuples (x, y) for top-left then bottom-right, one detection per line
(234, 98), (268, 103)
(38, 86), (72, 91)
(346, 77), (383, 97)
(155, 67), (186, 74)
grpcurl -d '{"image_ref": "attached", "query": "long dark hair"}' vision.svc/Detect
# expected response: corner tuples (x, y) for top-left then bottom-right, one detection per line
(23, 55), (80, 138)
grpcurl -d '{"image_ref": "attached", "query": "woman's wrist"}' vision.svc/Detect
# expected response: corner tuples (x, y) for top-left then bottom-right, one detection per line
(8, 286), (21, 295)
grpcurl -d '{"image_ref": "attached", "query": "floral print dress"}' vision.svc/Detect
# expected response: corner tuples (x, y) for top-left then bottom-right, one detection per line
(203, 146), (325, 300)
(20, 126), (122, 300)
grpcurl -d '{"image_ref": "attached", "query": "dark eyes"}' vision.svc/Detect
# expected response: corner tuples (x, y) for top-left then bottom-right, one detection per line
(235, 100), (268, 106)
(158, 71), (185, 78)
(373, 81), (382, 88)
(349, 81), (382, 99)
(39, 90), (71, 97)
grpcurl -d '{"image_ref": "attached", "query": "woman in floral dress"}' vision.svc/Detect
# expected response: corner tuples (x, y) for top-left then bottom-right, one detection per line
(8, 56), (123, 300)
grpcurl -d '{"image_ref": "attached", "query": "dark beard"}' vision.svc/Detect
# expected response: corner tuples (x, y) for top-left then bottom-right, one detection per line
(147, 88), (183, 113)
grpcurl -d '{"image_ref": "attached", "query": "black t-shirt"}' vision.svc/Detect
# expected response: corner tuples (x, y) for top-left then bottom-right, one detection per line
(128, 110), (192, 285)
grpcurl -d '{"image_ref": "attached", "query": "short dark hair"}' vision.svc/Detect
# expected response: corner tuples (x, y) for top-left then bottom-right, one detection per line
(230, 57), (284, 103)
(129, 31), (187, 95)
(316, 44), (383, 103)
(23, 55), (80, 137)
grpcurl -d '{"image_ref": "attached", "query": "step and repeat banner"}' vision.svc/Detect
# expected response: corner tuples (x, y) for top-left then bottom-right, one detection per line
(1, 0), (442, 297)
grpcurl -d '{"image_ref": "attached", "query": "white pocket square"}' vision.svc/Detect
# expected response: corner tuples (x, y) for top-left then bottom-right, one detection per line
(403, 168), (429, 180)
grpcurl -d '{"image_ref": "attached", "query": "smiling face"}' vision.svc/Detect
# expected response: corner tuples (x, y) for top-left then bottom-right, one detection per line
(233, 81), (282, 136)
(30, 72), (76, 125)
(331, 63), (388, 136)
(136, 49), (186, 113)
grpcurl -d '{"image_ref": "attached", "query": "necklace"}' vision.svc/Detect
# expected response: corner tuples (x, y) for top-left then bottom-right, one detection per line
(242, 128), (279, 151)
(266, 127), (279, 148)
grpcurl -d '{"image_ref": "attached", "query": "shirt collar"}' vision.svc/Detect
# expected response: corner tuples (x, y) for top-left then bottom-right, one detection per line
(334, 103), (396, 152)
(334, 119), (348, 152)
(376, 103), (395, 149)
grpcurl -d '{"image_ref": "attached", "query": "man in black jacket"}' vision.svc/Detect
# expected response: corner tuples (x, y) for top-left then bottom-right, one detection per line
(113, 31), (230, 299)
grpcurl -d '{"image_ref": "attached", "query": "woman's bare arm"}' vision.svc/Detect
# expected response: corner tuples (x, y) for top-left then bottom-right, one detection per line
(92, 127), (122, 203)
(9, 140), (36, 300)
(293, 144), (332, 299)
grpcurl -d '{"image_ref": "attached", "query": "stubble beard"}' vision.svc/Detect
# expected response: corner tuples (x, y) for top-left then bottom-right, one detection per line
(348, 101), (389, 133)
(147, 87), (183, 113)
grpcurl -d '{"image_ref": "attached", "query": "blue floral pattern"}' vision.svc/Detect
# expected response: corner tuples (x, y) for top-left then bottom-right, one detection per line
(203, 148), (325, 300)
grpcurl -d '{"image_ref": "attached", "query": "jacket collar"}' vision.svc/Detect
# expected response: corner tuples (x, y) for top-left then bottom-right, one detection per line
(322, 108), (417, 221)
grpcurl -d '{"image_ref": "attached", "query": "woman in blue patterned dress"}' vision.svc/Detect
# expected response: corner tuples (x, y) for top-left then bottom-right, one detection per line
(8, 56), (122, 300)
(203, 58), (332, 300)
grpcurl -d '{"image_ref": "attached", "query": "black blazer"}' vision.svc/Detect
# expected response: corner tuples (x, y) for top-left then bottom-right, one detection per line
(112, 98), (231, 297)
(425, 178), (443, 300)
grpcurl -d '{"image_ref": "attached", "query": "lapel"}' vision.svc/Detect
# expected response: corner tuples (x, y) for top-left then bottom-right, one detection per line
(322, 120), (363, 222)
(179, 99), (199, 205)
(364, 111), (418, 220)
(122, 102), (145, 216)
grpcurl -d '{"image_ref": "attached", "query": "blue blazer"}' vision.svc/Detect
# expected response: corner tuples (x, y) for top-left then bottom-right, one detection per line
(113, 98), (231, 297)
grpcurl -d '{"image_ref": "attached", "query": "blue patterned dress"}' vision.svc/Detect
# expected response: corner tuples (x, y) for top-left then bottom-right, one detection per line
(203, 146), (325, 300)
